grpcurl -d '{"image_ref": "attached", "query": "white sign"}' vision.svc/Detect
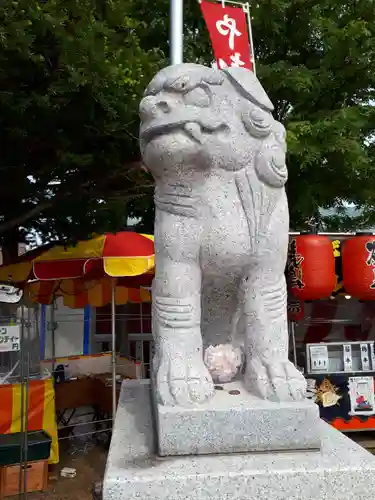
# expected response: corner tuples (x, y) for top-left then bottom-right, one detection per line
(0, 326), (20, 352)
(309, 345), (329, 372)
(360, 343), (370, 371)
(343, 344), (353, 372)
(349, 376), (375, 416)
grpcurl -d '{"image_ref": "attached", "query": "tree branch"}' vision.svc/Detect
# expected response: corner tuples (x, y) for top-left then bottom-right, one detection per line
(0, 200), (54, 235)
(0, 179), (153, 236)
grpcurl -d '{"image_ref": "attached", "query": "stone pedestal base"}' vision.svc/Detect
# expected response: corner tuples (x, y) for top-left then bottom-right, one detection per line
(153, 380), (320, 456)
(104, 380), (375, 500)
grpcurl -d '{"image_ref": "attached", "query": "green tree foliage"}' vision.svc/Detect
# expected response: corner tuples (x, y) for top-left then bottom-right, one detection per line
(128, 0), (375, 233)
(0, 0), (160, 258)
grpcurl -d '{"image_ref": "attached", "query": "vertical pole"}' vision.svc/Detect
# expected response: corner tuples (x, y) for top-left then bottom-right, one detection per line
(243, 3), (256, 75)
(40, 305), (46, 360)
(170, 0), (184, 64)
(22, 306), (31, 500)
(290, 321), (297, 367)
(18, 305), (25, 498)
(111, 280), (116, 419)
(140, 301), (144, 376)
(51, 300), (56, 376)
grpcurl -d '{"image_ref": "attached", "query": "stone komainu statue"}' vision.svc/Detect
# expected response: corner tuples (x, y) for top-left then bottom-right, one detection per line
(139, 63), (306, 407)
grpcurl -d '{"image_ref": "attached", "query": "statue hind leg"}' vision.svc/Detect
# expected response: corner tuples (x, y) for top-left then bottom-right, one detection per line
(241, 206), (306, 401)
(241, 270), (306, 401)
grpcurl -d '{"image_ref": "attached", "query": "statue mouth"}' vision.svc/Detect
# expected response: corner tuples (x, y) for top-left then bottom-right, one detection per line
(140, 119), (204, 144)
(140, 112), (228, 146)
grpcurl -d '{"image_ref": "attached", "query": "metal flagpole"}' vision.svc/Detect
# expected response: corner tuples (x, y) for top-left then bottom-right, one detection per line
(170, 0), (184, 64)
(22, 306), (31, 500)
(18, 305), (25, 498)
(243, 3), (256, 76)
(111, 280), (116, 419)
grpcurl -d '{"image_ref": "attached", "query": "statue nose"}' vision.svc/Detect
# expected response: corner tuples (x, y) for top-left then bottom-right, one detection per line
(156, 101), (171, 114)
(140, 95), (173, 123)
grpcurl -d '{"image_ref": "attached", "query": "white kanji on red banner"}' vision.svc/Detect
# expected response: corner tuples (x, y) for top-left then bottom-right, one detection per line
(215, 14), (242, 51)
(218, 52), (245, 69)
(200, 1), (254, 72)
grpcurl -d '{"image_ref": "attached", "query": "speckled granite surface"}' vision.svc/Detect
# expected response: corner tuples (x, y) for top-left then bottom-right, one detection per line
(153, 380), (320, 456)
(104, 380), (375, 500)
(139, 64), (307, 409)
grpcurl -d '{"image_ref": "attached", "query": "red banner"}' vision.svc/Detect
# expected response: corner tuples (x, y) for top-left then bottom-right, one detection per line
(200, 0), (254, 71)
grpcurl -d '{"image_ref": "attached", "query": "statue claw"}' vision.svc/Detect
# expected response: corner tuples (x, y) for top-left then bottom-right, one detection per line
(244, 357), (307, 402)
(156, 355), (215, 407)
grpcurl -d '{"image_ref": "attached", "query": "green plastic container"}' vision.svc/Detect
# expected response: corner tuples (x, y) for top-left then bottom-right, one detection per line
(0, 431), (52, 466)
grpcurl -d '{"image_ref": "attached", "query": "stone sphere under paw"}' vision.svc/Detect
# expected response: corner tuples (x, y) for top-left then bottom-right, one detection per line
(204, 344), (243, 383)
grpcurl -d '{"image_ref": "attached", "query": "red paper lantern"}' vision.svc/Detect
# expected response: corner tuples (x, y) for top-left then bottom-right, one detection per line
(287, 234), (336, 300)
(342, 235), (375, 300)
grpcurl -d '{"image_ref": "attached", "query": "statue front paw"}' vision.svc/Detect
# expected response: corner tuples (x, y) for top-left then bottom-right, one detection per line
(244, 357), (306, 402)
(155, 355), (215, 407)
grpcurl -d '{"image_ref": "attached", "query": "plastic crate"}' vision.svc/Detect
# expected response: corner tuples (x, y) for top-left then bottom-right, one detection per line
(0, 431), (52, 467)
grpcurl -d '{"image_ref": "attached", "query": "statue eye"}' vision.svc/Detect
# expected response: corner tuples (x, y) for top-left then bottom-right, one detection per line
(183, 86), (211, 107)
(169, 75), (190, 92)
(242, 107), (272, 138)
(249, 108), (271, 128)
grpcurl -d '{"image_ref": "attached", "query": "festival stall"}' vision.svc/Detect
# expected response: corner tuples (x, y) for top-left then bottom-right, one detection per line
(287, 232), (375, 432)
(26, 232), (154, 416)
(2, 228), (375, 467)
(0, 231), (154, 476)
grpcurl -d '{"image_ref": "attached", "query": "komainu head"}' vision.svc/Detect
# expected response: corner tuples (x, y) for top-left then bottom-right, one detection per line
(139, 63), (287, 187)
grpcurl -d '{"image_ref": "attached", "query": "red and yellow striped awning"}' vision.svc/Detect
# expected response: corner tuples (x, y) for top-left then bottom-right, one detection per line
(0, 246), (50, 284)
(0, 232), (154, 308)
(33, 232), (154, 280)
(0, 232), (154, 285)
(25, 279), (152, 308)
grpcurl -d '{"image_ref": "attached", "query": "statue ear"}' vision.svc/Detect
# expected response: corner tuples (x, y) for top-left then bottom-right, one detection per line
(255, 147), (288, 188)
(222, 67), (274, 112)
(254, 122), (288, 188)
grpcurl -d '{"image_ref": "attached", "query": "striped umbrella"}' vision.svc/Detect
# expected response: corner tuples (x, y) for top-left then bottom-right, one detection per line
(0, 245), (53, 284)
(33, 232), (154, 280)
(0, 232), (154, 308)
(25, 278), (152, 308)
(0, 232), (154, 284)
